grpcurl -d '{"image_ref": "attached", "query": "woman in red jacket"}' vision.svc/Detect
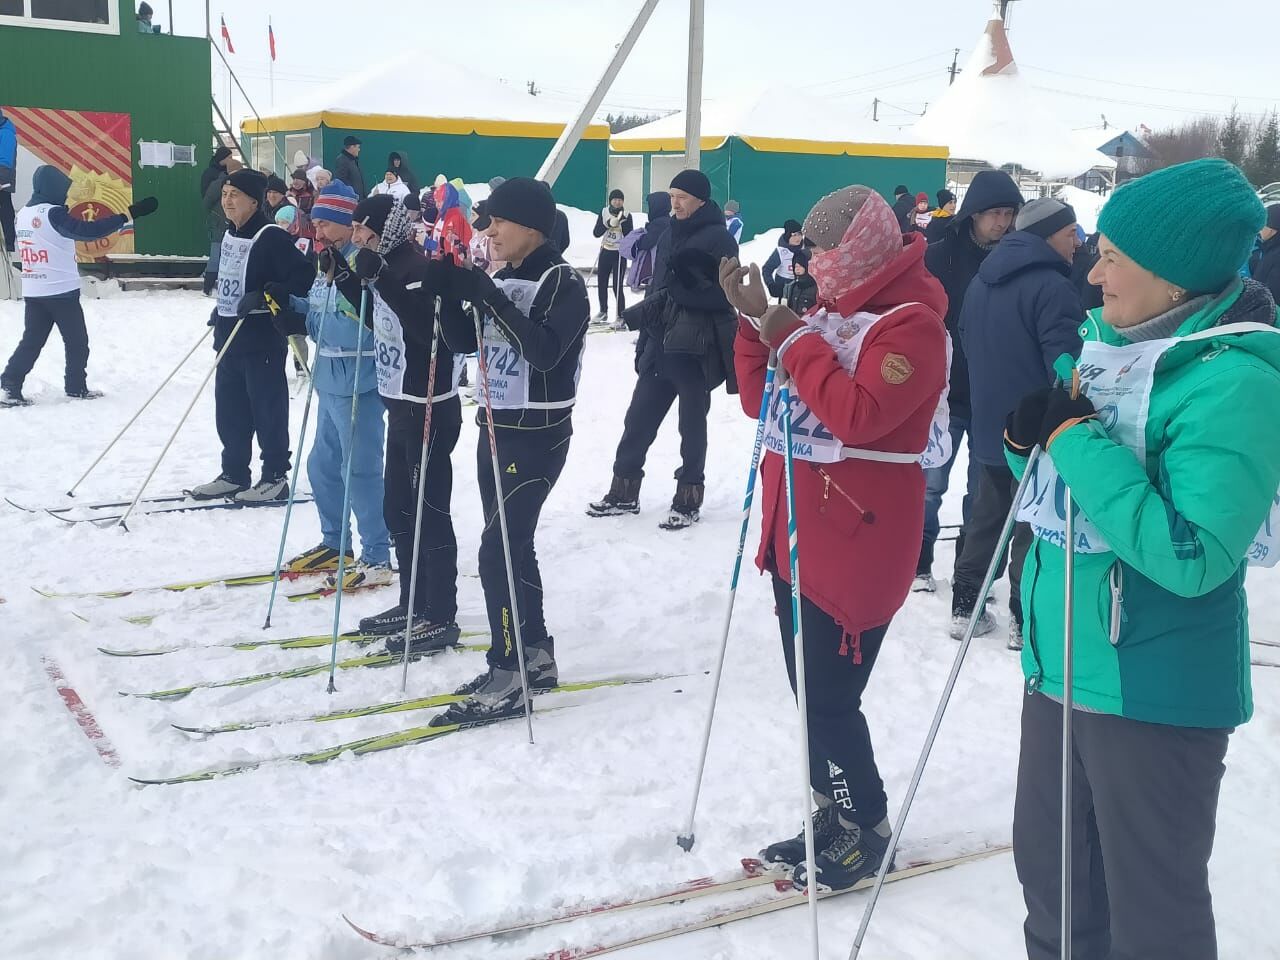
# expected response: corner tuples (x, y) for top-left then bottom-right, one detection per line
(722, 185), (949, 890)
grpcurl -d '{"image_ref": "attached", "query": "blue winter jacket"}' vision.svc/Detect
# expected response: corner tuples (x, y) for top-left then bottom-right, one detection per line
(0, 117), (16, 173)
(958, 229), (1084, 467)
(289, 243), (378, 397)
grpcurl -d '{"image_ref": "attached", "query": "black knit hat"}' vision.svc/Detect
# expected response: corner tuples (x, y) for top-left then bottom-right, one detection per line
(608, 188), (625, 202)
(486, 177), (557, 236)
(937, 188), (956, 207)
(225, 169), (267, 205)
(265, 175), (288, 196)
(403, 191), (420, 212)
(792, 246), (811, 269)
(212, 145), (232, 164)
(894, 184), (909, 198)
(669, 169), (711, 202)
(1268, 204), (1280, 232)
(343, 136), (362, 148)
(353, 194), (395, 237)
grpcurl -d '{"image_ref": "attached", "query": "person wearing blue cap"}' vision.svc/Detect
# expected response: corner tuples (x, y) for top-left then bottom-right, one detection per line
(269, 180), (391, 586)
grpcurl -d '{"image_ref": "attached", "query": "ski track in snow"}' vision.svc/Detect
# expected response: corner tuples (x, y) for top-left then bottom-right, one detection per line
(2, 290), (1278, 959)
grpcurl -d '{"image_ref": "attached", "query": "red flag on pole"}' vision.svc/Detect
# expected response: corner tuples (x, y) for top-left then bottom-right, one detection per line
(268, 20), (276, 61)
(220, 15), (235, 53)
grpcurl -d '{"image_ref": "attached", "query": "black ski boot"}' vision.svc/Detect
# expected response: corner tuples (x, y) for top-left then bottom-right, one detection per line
(454, 639), (557, 694)
(384, 620), (461, 656)
(659, 481), (704, 530)
(793, 816), (893, 892)
(1, 381), (31, 407)
(359, 604), (408, 635)
(760, 801), (842, 871)
(431, 666), (530, 727)
(586, 476), (641, 517)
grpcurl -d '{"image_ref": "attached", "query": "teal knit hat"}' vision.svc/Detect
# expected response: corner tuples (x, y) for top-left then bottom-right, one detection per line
(1097, 158), (1265, 294)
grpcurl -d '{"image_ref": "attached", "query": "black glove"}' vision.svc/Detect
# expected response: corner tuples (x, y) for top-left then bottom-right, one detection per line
(424, 256), (453, 300)
(1036, 388), (1097, 450)
(263, 281), (294, 317)
(271, 305), (307, 338)
(317, 246), (337, 277)
(1005, 387), (1053, 454)
(354, 247), (384, 282)
(127, 196), (159, 220)
(452, 261), (498, 305)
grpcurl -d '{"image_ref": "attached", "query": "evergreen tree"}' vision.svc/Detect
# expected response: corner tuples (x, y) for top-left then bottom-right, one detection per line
(1247, 110), (1280, 188)
(1219, 105), (1249, 169)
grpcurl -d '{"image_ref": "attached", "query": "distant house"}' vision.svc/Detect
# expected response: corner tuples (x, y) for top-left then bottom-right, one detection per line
(1096, 131), (1154, 178)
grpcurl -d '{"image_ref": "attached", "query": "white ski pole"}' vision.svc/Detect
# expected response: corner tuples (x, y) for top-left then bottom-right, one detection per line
(324, 284), (369, 693)
(847, 444), (1046, 959)
(778, 368), (820, 960)
(677, 355), (776, 852)
(67, 324), (213, 498)
(474, 303), (535, 744)
(398, 309), (443, 692)
(263, 284), (332, 629)
(114, 316), (246, 531)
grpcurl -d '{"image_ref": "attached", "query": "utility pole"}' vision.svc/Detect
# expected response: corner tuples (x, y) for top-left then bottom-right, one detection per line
(527, 80), (540, 96)
(873, 98), (879, 122)
(948, 48), (961, 85)
(684, 0), (705, 170)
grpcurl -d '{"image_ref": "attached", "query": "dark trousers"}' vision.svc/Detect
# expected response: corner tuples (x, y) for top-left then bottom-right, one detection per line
(596, 249), (626, 314)
(612, 355), (710, 486)
(1014, 692), (1230, 960)
(213, 345), (290, 484)
(0, 191), (14, 252)
(771, 575), (890, 828)
(919, 415), (978, 573)
(384, 396), (461, 622)
(2, 295), (90, 393)
(478, 422), (571, 670)
(952, 461), (1032, 622)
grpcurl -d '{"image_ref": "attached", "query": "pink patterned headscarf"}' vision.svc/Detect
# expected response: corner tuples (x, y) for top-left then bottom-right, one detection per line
(804, 187), (904, 303)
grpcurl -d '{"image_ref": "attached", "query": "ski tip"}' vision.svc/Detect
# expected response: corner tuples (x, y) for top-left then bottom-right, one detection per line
(341, 915), (397, 945)
(676, 834), (695, 853)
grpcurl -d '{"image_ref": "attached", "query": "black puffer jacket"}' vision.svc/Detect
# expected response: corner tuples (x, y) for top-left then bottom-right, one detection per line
(922, 170), (1024, 421)
(637, 199), (739, 393)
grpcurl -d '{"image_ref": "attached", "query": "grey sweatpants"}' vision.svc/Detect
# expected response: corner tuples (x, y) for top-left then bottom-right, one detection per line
(1014, 691), (1230, 960)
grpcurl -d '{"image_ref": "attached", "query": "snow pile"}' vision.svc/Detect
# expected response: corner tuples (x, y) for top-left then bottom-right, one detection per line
(913, 18), (1111, 179)
(1056, 184), (1109, 235)
(262, 54), (607, 132)
(613, 88), (940, 150)
(2, 291), (1278, 959)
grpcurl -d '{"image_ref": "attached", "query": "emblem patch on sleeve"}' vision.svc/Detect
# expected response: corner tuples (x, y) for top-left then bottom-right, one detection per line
(881, 353), (914, 384)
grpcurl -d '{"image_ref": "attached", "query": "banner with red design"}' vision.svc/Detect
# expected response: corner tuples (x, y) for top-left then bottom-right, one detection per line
(2, 106), (134, 261)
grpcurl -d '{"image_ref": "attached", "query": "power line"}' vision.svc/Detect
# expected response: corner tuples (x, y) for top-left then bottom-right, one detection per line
(1029, 83), (1273, 120)
(1022, 64), (1280, 104)
(825, 70), (944, 99)
(800, 50), (956, 92)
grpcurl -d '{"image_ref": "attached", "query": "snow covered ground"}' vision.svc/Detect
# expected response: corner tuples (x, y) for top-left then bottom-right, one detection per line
(2, 290), (1279, 960)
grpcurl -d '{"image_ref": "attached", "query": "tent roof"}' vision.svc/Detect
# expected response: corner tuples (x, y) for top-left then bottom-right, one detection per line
(610, 89), (947, 159)
(912, 12), (1112, 178)
(243, 56), (609, 140)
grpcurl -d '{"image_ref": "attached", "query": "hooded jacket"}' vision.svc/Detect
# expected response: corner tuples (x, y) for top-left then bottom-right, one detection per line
(21, 166), (129, 300)
(959, 230), (1084, 466)
(922, 170), (1024, 421)
(430, 182), (472, 265)
(634, 191), (671, 260)
(735, 232), (949, 637)
(1253, 232), (1280, 305)
(386, 153), (420, 194)
(1008, 279), (1280, 728)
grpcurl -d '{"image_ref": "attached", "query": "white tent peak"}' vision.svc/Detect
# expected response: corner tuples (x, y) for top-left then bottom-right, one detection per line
(612, 87), (936, 148)
(912, 11), (1110, 178)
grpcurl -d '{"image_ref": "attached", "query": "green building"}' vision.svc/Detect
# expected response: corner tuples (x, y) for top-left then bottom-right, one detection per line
(0, 0), (211, 257)
(609, 92), (949, 235)
(243, 59), (608, 211)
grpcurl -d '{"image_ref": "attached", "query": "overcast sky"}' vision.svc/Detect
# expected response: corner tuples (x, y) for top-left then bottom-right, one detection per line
(171, 0), (1277, 135)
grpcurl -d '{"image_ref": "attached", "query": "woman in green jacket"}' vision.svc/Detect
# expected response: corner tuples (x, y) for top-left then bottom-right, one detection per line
(1003, 158), (1280, 960)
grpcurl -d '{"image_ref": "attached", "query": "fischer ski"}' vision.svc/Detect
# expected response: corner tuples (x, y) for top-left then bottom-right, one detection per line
(6, 491), (199, 514)
(121, 644), (491, 701)
(35, 568), (322, 600)
(42, 495), (313, 525)
(132, 704), (579, 785)
(344, 844), (1011, 954)
(172, 673), (681, 736)
(98, 627), (488, 659)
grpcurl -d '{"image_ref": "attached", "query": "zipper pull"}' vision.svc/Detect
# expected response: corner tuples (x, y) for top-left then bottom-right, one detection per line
(1202, 345), (1228, 362)
(822, 473), (831, 501)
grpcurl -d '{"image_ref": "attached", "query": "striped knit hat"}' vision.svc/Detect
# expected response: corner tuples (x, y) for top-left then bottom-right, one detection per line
(311, 180), (358, 226)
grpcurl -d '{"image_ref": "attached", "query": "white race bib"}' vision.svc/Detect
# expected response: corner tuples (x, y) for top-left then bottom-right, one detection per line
(216, 224), (282, 318)
(1018, 325), (1280, 566)
(371, 290), (408, 399)
(762, 305), (951, 466)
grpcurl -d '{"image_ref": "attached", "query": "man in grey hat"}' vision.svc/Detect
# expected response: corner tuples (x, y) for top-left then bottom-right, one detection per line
(951, 196), (1084, 649)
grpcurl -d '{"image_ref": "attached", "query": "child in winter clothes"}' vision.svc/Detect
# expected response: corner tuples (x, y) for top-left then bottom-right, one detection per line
(782, 247), (818, 314)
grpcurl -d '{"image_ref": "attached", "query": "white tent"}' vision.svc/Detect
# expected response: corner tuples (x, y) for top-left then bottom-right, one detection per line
(913, 8), (1112, 179)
